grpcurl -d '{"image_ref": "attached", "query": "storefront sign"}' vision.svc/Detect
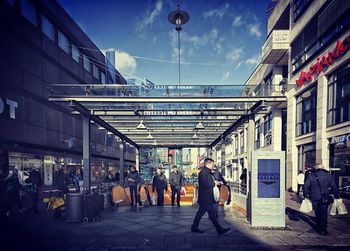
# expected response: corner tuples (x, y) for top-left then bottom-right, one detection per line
(0, 97), (18, 119)
(141, 110), (196, 116)
(296, 33), (350, 88)
(331, 133), (350, 144)
(257, 159), (280, 198)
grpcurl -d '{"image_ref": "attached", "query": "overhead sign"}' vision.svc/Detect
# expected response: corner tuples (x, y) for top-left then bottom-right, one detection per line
(330, 133), (350, 144)
(296, 33), (350, 88)
(0, 97), (18, 119)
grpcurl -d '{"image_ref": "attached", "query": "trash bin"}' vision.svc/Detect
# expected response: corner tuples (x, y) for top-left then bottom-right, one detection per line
(66, 192), (84, 223)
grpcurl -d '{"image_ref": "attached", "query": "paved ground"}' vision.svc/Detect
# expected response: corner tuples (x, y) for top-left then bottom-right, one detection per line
(1, 192), (350, 250)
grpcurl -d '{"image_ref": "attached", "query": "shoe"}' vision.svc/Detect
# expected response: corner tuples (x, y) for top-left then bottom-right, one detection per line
(191, 228), (204, 233)
(320, 231), (329, 236)
(217, 227), (230, 235)
(177, 204), (181, 207)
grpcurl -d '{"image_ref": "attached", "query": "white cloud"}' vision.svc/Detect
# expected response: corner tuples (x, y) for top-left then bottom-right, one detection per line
(232, 15), (243, 27)
(136, 0), (163, 33)
(226, 47), (244, 63)
(116, 51), (137, 74)
(203, 3), (230, 19)
(245, 54), (261, 65)
(214, 37), (224, 54)
(248, 23), (262, 38)
(220, 71), (231, 82)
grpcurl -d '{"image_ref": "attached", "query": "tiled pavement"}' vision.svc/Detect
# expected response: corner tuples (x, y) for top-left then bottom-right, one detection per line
(1, 192), (350, 250)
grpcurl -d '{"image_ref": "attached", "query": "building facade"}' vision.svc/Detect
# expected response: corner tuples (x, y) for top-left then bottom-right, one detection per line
(0, 0), (136, 187)
(214, 0), (350, 212)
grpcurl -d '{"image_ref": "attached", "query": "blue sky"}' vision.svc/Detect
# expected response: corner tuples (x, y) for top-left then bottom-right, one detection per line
(58, 0), (271, 85)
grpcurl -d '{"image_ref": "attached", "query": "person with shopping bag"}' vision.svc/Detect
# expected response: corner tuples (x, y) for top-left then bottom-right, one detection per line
(170, 165), (183, 207)
(304, 163), (339, 236)
(152, 168), (168, 206)
(330, 198), (348, 215)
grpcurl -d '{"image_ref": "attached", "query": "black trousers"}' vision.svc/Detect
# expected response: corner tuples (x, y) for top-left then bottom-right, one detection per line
(171, 186), (181, 205)
(30, 193), (39, 213)
(129, 186), (138, 206)
(192, 204), (222, 230)
(312, 200), (329, 233)
(296, 184), (303, 196)
(156, 188), (164, 206)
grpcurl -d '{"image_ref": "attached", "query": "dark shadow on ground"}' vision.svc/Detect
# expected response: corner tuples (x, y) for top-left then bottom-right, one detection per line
(285, 206), (318, 231)
(1, 204), (269, 251)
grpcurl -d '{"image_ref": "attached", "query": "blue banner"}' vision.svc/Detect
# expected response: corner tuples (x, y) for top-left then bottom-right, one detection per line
(258, 159), (280, 198)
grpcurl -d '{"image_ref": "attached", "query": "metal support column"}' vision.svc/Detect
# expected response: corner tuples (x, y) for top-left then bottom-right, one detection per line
(120, 140), (125, 185)
(135, 148), (140, 172)
(82, 115), (91, 192)
(246, 114), (255, 222)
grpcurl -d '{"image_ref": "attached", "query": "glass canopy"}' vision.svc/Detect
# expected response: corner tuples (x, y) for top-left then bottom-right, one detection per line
(48, 84), (290, 147)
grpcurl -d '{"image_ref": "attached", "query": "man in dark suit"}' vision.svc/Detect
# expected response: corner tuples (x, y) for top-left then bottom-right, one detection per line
(304, 163), (339, 236)
(191, 158), (230, 235)
(152, 168), (168, 206)
(170, 165), (183, 206)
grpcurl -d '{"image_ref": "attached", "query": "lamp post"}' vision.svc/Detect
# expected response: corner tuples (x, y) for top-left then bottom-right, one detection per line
(168, 1), (189, 96)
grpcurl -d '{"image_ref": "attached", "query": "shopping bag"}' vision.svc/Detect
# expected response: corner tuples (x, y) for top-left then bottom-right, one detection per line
(180, 186), (186, 195)
(300, 198), (313, 213)
(213, 186), (220, 202)
(330, 200), (337, 215)
(336, 199), (348, 215)
(150, 194), (156, 206)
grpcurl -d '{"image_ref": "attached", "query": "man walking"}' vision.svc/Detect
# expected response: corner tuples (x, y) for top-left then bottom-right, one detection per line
(191, 158), (230, 235)
(127, 166), (141, 209)
(152, 168), (168, 206)
(170, 165), (183, 207)
(304, 163), (339, 236)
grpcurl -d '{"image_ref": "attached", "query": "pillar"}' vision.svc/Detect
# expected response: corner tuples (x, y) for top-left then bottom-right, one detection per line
(136, 148), (140, 172)
(119, 140), (125, 185)
(82, 115), (91, 191)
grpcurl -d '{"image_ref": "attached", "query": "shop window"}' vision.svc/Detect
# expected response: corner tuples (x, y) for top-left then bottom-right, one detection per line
(298, 143), (316, 171)
(293, 0), (313, 22)
(72, 44), (80, 63)
(263, 113), (272, 146)
(234, 135), (238, 155)
(58, 31), (69, 54)
(92, 64), (99, 80)
(20, 0), (37, 26)
(327, 62), (350, 126)
(41, 15), (55, 41)
(296, 86), (317, 136)
(83, 55), (91, 72)
(255, 120), (261, 149)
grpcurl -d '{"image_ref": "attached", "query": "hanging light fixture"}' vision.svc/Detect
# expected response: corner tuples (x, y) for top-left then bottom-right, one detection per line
(147, 132), (154, 139)
(192, 133), (198, 139)
(152, 140), (158, 146)
(195, 121), (205, 130)
(107, 131), (113, 135)
(136, 120), (147, 130)
(168, 0), (190, 95)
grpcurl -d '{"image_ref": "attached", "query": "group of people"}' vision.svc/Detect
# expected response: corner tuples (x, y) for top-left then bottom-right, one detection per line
(297, 163), (340, 236)
(1, 169), (42, 216)
(55, 167), (83, 193)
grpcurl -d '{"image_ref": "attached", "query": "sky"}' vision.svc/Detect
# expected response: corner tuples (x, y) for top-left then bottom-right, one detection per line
(58, 0), (271, 85)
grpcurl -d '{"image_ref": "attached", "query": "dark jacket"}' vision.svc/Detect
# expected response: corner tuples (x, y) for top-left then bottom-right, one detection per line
(152, 174), (167, 192)
(6, 173), (21, 193)
(55, 170), (66, 191)
(304, 168), (339, 201)
(127, 170), (141, 187)
(198, 166), (215, 207)
(170, 171), (183, 189)
(212, 169), (226, 185)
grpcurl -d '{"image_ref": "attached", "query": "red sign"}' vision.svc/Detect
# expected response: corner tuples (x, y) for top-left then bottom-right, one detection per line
(296, 33), (350, 88)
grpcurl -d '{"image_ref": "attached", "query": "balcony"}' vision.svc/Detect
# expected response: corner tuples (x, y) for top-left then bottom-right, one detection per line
(261, 30), (289, 64)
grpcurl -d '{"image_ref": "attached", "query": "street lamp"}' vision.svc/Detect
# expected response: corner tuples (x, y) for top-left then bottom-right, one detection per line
(168, 1), (190, 94)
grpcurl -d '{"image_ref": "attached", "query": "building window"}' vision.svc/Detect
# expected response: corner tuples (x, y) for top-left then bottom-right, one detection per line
(58, 31), (69, 54)
(234, 135), (238, 155)
(298, 143), (316, 171)
(20, 0), (37, 26)
(255, 120), (261, 149)
(263, 113), (272, 146)
(92, 64), (99, 80)
(327, 62), (350, 126)
(240, 131), (244, 154)
(41, 15), (55, 41)
(83, 55), (91, 72)
(293, 0), (313, 22)
(72, 44), (80, 63)
(296, 86), (317, 136)
(101, 71), (106, 84)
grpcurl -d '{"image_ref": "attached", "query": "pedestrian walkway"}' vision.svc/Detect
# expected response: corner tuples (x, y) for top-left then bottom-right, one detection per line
(2, 193), (350, 250)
